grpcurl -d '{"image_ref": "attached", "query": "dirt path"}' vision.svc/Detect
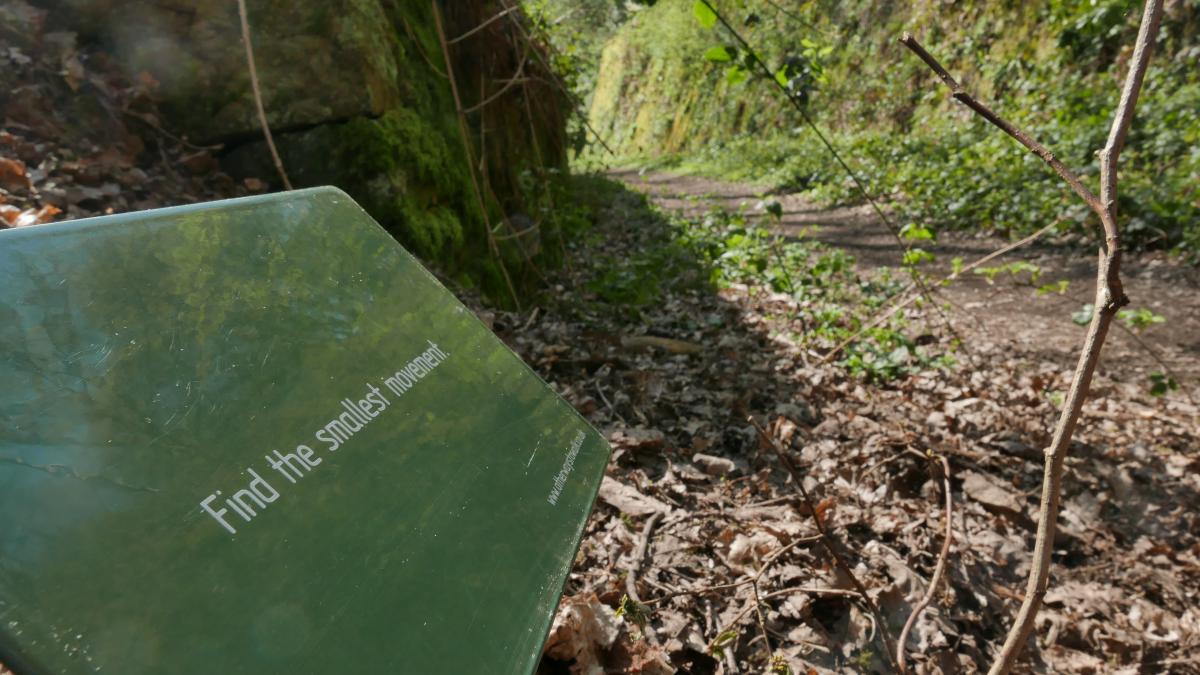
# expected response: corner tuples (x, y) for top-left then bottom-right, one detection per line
(613, 168), (1200, 394)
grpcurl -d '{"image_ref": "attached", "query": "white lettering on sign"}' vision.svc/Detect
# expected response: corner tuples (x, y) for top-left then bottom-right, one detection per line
(546, 431), (586, 506)
(197, 340), (450, 535)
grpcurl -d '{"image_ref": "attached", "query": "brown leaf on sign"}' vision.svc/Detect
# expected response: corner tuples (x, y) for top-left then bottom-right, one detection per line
(0, 157), (31, 192)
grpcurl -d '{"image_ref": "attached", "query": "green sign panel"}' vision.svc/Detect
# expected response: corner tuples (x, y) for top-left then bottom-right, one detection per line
(0, 188), (609, 674)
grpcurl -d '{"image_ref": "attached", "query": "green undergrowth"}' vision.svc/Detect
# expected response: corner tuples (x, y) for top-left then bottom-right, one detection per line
(577, 180), (955, 382)
(578, 0), (1200, 259)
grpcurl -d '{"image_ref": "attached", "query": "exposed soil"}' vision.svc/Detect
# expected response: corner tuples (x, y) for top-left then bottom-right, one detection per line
(614, 169), (1200, 390)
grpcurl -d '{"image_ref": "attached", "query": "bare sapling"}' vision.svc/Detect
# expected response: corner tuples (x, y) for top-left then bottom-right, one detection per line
(899, 1), (1164, 672)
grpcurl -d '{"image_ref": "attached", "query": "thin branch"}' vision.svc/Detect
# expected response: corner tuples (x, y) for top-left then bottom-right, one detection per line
(750, 581), (773, 659)
(897, 452), (954, 673)
(461, 52), (528, 114)
(761, 0), (822, 32)
(706, 585), (863, 656)
(900, 35), (1098, 213)
(747, 415), (897, 669)
(988, 7), (1161, 673)
(901, 4), (1163, 673)
(758, 585), (862, 601)
(1099, 0), (1162, 227)
(432, 1), (521, 309)
(448, 5), (520, 45)
(236, 0), (292, 190)
(624, 512), (662, 644)
(495, 0), (615, 156)
(641, 535), (823, 606)
(399, 14), (447, 78)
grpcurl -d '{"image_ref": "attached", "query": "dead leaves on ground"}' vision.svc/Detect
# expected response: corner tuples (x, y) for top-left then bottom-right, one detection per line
(0, 0), (266, 230)
(497, 187), (1200, 673)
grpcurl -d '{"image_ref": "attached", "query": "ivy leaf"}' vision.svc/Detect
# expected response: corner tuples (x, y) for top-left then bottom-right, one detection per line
(1148, 371), (1179, 397)
(900, 223), (934, 241)
(1036, 280), (1070, 295)
(704, 45), (734, 62)
(760, 200), (783, 219)
(902, 249), (935, 266)
(693, 0), (718, 29)
(1118, 307), (1165, 331)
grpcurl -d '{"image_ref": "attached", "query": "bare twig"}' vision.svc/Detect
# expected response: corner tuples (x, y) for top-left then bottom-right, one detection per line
(625, 512), (662, 644)
(432, 1), (521, 309)
(761, 0), (822, 32)
(236, 0), (292, 190)
(448, 4), (520, 44)
(897, 452), (954, 673)
(461, 51), (528, 114)
(496, 0), (617, 155)
(399, 14), (447, 79)
(747, 415), (897, 669)
(750, 581), (773, 658)
(710, 583), (864, 654)
(900, 3), (1163, 671)
(901, 37), (1099, 212)
(642, 534), (823, 606)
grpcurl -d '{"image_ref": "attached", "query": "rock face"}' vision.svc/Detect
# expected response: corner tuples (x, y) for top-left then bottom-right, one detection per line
(48, 0), (403, 142)
(40, 0), (568, 297)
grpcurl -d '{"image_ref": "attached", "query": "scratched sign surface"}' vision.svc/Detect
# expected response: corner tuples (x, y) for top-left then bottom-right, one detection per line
(0, 188), (609, 675)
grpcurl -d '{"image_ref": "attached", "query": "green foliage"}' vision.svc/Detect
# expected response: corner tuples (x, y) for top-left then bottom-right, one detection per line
(1118, 307), (1166, 331)
(708, 629), (738, 658)
(615, 594), (651, 628)
(1037, 279), (1071, 295)
(902, 248), (935, 267)
(900, 223), (934, 241)
(974, 261), (1042, 284)
(704, 45), (736, 62)
(1148, 371), (1180, 397)
(1070, 305), (1167, 330)
(587, 0), (1200, 258)
(693, 1), (718, 29)
(582, 192), (951, 382)
(1072, 303), (1095, 325)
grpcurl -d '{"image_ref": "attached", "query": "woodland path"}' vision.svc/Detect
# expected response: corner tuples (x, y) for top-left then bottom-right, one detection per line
(531, 170), (1198, 674)
(613, 168), (1200, 392)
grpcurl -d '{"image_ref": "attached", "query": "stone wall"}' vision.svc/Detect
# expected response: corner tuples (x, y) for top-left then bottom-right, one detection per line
(41, 0), (568, 297)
